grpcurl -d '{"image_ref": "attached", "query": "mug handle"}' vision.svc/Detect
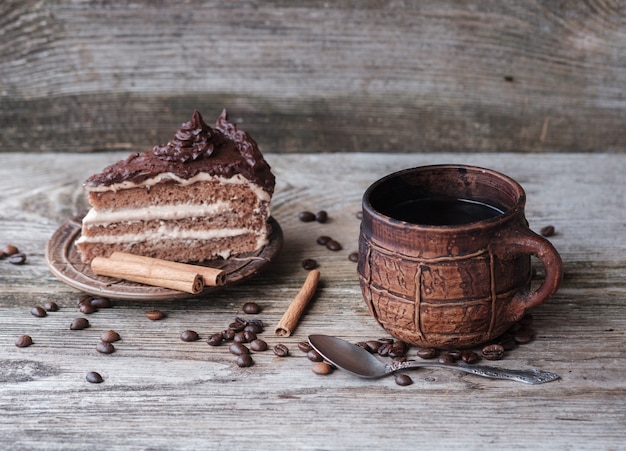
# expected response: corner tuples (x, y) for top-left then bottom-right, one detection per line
(490, 221), (563, 322)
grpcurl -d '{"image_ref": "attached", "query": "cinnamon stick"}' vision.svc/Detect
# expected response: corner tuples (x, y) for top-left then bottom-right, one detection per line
(274, 270), (320, 337)
(109, 252), (225, 286)
(91, 256), (205, 294)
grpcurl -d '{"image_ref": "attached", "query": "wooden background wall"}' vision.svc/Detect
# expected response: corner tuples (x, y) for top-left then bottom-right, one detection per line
(1, 0), (625, 153)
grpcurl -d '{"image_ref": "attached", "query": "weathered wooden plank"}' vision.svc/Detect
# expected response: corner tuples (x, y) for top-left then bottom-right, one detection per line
(1, 1), (626, 153)
(0, 152), (625, 449)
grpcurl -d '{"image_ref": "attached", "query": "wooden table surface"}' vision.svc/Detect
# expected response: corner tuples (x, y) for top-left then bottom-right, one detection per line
(1, 152), (624, 450)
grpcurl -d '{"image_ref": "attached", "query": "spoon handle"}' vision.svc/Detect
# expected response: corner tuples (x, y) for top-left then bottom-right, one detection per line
(391, 360), (560, 384)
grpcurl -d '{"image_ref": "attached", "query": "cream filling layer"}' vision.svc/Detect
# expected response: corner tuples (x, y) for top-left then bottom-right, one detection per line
(86, 173), (271, 203)
(82, 201), (231, 226)
(76, 226), (263, 245)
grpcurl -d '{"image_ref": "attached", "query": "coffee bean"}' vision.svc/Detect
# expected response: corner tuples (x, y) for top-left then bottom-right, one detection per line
(15, 335), (33, 348)
(307, 349), (324, 362)
(233, 331), (247, 343)
(180, 330), (199, 342)
(4, 244), (19, 256)
(365, 340), (382, 353)
(100, 330), (121, 343)
(229, 342), (250, 355)
(325, 240), (342, 251)
(540, 225), (555, 237)
(250, 339), (268, 352)
(448, 350), (462, 361)
(8, 253), (26, 265)
(86, 371), (104, 384)
(79, 303), (97, 314)
(206, 333), (224, 346)
(482, 343), (505, 361)
(273, 343), (289, 357)
(302, 258), (318, 270)
(70, 317), (90, 330)
(242, 302), (261, 314)
(377, 338), (394, 344)
(417, 348), (438, 359)
(78, 294), (93, 306)
(243, 330), (257, 343)
(348, 252), (359, 262)
(438, 354), (455, 364)
(377, 343), (392, 357)
(316, 236), (331, 245)
(30, 306), (46, 318)
(43, 301), (59, 312)
(497, 334), (518, 351)
(90, 297), (112, 309)
(315, 210), (328, 223)
(96, 341), (115, 354)
(236, 354), (254, 368)
(513, 327), (535, 344)
(222, 328), (236, 341)
(461, 350), (479, 364)
(297, 341), (313, 353)
(356, 342), (370, 351)
(244, 322), (264, 334)
(229, 318), (247, 332)
(312, 362), (333, 375)
(395, 374), (413, 386)
(145, 310), (165, 321)
(298, 211), (316, 222)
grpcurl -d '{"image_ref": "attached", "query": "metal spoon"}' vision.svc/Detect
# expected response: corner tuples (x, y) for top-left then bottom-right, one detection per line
(308, 334), (560, 384)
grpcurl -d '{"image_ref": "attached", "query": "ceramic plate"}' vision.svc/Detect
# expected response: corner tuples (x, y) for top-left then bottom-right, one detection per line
(45, 216), (283, 300)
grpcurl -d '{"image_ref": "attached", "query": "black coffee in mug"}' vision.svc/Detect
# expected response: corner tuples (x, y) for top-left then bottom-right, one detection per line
(381, 197), (504, 226)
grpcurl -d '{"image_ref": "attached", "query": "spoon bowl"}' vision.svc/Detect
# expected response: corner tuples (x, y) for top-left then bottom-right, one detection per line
(308, 334), (560, 384)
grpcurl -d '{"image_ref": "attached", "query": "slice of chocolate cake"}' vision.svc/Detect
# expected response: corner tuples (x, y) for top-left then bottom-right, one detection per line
(76, 110), (275, 263)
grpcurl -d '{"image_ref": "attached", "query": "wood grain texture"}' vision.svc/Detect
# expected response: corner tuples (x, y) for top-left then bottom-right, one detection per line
(1, 151), (625, 449)
(1, 1), (626, 153)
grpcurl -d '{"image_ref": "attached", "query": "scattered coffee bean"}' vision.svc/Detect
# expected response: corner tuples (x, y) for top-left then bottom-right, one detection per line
(377, 338), (394, 344)
(30, 306), (47, 318)
(3, 244), (19, 256)
(233, 331), (247, 343)
(70, 317), (90, 330)
(243, 330), (258, 343)
(242, 302), (261, 314)
(244, 321), (264, 334)
(389, 341), (408, 358)
(356, 342), (370, 351)
(15, 335), (33, 348)
(348, 252), (359, 262)
(513, 326), (535, 344)
(297, 341), (313, 353)
(96, 341), (115, 354)
(145, 310), (165, 321)
(302, 258), (318, 270)
(461, 350), (479, 364)
(273, 343), (289, 357)
(222, 328), (236, 341)
(79, 303), (97, 314)
(307, 349), (324, 362)
(417, 348), (438, 359)
(497, 333), (518, 351)
(394, 374), (413, 386)
(316, 236), (331, 245)
(90, 297), (112, 309)
(43, 301), (59, 312)
(482, 343), (505, 360)
(180, 330), (199, 342)
(78, 294), (93, 306)
(250, 339), (268, 352)
(100, 330), (121, 343)
(438, 354), (455, 364)
(540, 225), (556, 237)
(377, 343), (392, 357)
(206, 333), (224, 346)
(298, 211), (316, 222)
(8, 253), (27, 265)
(229, 317), (248, 332)
(312, 362), (333, 375)
(236, 354), (254, 367)
(229, 342), (250, 355)
(365, 341), (382, 353)
(448, 350), (462, 361)
(86, 371), (104, 384)
(315, 210), (328, 223)
(325, 240), (342, 251)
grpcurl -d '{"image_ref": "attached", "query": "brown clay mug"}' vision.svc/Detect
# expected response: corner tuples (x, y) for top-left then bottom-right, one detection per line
(357, 165), (563, 349)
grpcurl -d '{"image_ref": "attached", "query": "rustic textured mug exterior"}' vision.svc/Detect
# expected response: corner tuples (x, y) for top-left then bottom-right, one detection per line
(357, 165), (563, 349)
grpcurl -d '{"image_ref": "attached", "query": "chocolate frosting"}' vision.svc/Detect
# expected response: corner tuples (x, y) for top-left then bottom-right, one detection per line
(85, 110), (275, 193)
